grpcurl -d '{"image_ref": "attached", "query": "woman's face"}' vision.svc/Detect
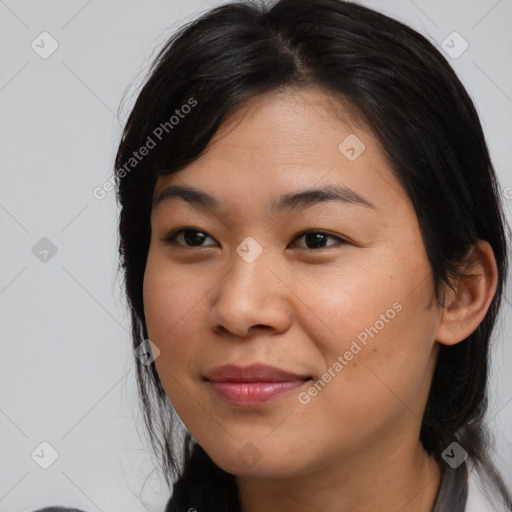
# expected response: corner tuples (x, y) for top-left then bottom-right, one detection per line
(143, 87), (443, 478)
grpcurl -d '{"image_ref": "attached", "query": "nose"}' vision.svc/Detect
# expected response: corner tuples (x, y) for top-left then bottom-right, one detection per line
(208, 246), (293, 338)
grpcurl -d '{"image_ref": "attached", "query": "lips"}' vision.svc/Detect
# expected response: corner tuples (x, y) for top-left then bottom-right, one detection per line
(205, 364), (311, 406)
(205, 363), (310, 383)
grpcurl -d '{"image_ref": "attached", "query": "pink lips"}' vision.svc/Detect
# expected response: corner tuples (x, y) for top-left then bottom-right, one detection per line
(205, 363), (311, 406)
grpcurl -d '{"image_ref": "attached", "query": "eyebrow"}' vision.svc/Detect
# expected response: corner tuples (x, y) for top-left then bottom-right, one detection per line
(153, 184), (377, 214)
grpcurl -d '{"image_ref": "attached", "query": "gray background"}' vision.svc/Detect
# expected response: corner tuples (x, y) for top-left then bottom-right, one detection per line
(0, 0), (511, 511)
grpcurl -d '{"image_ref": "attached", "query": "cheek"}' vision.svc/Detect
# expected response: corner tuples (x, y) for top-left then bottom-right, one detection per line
(292, 259), (403, 348)
(300, 256), (437, 399)
(314, 292), (437, 432)
(142, 251), (213, 378)
(291, 306), (437, 465)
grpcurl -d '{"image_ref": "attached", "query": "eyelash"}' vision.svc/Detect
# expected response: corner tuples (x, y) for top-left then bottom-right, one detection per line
(162, 227), (348, 250)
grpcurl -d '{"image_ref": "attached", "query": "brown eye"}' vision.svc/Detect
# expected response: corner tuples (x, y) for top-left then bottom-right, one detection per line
(290, 230), (347, 250)
(163, 228), (217, 248)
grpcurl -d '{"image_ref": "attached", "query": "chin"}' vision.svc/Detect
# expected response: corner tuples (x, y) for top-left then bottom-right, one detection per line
(205, 442), (311, 480)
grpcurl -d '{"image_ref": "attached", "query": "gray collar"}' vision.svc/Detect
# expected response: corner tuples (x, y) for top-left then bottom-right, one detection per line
(432, 463), (468, 512)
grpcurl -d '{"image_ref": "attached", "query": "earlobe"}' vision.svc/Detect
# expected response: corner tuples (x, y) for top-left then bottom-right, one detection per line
(435, 240), (498, 346)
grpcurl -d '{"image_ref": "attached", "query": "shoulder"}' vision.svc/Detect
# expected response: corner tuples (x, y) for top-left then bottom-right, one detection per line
(31, 508), (87, 512)
(465, 461), (512, 512)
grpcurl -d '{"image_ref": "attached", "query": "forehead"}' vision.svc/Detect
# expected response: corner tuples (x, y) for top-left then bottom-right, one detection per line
(153, 87), (406, 215)
(204, 87), (368, 163)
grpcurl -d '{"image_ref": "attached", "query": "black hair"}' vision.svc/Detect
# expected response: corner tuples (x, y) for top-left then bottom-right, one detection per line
(114, 0), (512, 509)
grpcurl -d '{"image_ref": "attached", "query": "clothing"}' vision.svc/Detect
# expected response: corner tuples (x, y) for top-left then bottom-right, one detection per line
(432, 460), (512, 512)
(465, 461), (512, 512)
(31, 455), (512, 512)
(432, 462), (468, 512)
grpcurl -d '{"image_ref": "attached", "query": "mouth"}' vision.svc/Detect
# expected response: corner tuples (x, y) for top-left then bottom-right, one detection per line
(204, 363), (312, 406)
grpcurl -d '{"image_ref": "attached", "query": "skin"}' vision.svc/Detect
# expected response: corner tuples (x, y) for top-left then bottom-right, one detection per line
(142, 86), (498, 512)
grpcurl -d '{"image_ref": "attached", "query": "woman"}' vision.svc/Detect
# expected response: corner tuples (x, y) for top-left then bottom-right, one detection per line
(35, 0), (512, 510)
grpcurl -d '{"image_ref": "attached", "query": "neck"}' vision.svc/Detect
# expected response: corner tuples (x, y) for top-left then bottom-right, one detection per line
(236, 438), (442, 512)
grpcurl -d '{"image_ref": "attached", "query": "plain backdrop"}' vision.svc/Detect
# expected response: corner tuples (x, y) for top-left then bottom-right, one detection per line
(1, 0), (511, 511)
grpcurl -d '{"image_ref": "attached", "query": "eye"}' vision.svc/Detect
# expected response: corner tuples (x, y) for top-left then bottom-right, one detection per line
(162, 228), (218, 248)
(162, 228), (348, 250)
(289, 230), (348, 250)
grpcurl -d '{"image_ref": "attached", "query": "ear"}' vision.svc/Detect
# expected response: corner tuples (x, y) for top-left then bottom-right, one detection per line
(435, 240), (498, 346)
